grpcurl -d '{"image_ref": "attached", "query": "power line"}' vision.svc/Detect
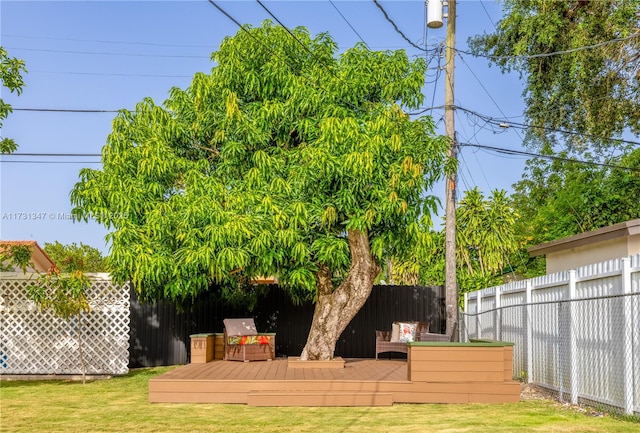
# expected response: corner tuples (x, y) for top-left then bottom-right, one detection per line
(2, 30), (438, 52)
(411, 104), (640, 147)
(255, 0), (367, 106)
(3, 33), (214, 48)
(422, 1), (434, 76)
(372, 0), (428, 53)
(7, 140), (637, 173)
(5, 142), (637, 173)
(0, 152), (103, 164)
(245, 1), (432, 114)
(454, 114), (482, 191)
(5, 152), (101, 157)
(13, 108), (122, 113)
(28, 70), (194, 78)
(495, 120), (640, 147)
(5, 46), (209, 59)
(329, 0), (370, 50)
(479, 1), (497, 30)
(208, 0), (319, 81)
(427, 48), (443, 115)
(256, 0), (340, 78)
(455, 106), (640, 147)
(457, 32), (640, 60)
(207, 1), (254, 36)
(207, 0), (359, 113)
(16, 102), (638, 150)
(456, 52), (524, 142)
(459, 142), (640, 172)
(0, 160), (101, 164)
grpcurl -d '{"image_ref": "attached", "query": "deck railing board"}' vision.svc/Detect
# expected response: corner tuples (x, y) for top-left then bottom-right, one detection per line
(413, 360), (505, 373)
(409, 348), (505, 362)
(410, 371), (506, 382)
(247, 391), (394, 407)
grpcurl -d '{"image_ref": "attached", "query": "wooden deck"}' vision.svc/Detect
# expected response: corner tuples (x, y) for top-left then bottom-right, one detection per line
(149, 356), (521, 406)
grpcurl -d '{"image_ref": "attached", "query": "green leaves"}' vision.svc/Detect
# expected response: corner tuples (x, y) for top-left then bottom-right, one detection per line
(456, 187), (518, 279)
(0, 46), (27, 154)
(0, 244), (32, 273)
(28, 269), (91, 321)
(70, 21), (448, 302)
(512, 147), (640, 253)
(311, 235), (350, 270)
(470, 0), (640, 153)
(43, 241), (106, 273)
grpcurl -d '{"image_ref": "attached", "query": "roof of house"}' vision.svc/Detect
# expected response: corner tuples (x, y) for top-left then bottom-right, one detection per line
(528, 218), (640, 257)
(0, 240), (57, 272)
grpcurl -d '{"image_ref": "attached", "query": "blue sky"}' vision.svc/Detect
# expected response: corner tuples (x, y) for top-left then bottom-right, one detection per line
(0, 1), (527, 254)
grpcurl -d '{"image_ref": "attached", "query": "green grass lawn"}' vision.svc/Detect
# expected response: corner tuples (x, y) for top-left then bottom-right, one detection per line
(1, 367), (637, 433)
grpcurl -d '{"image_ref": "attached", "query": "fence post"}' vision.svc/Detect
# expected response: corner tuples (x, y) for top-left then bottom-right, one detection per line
(477, 290), (482, 340)
(525, 280), (533, 384)
(568, 270), (578, 405)
(621, 257), (633, 415)
(495, 286), (502, 341)
(463, 292), (469, 342)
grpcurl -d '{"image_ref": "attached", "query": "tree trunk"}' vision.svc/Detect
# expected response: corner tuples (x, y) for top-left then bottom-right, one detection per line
(299, 230), (380, 361)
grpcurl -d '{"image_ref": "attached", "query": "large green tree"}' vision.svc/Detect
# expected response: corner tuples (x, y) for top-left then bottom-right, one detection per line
(71, 22), (450, 360)
(470, 0), (639, 271)
(511, 148), (640, 248)
(43, 241), (107, 273)
(470, 0), (639, 154)
(390, 188), (519, 296)
(455, 188), (518, 282)
(0, 46), (27, 154)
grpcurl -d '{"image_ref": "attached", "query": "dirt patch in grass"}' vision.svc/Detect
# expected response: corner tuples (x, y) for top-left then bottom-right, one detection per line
(520, 383), (626, 420)
(520, 383), (558, 401)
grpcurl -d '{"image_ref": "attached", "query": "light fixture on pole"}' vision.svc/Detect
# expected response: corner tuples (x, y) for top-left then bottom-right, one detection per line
(427, 0), (444, 29)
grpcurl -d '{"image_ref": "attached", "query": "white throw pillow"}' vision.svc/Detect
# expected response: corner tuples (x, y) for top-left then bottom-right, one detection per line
(390, 322), (400, 342)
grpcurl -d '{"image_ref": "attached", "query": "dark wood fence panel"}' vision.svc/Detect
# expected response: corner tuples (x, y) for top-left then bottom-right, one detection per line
(129, 285), (444, 367)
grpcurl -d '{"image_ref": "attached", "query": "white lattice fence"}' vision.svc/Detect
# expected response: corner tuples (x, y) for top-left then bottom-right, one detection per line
(0, 273), (130, 375)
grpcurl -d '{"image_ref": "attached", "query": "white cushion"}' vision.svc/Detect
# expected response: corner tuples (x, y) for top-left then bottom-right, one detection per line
(390, 322), (400, 342)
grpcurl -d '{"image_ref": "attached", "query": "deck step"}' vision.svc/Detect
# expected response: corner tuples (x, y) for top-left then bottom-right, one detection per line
(247, 391), (393, 407)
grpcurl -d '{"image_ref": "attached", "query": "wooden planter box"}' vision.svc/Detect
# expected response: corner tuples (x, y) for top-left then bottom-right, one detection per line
(213, 333), (224, 360)
(190, 334), (214, 364)
(407, 340), (519, 403)
(224, 333), (276, 362)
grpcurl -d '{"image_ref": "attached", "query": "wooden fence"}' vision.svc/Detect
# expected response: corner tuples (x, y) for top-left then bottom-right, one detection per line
(129, 284), (444, 367)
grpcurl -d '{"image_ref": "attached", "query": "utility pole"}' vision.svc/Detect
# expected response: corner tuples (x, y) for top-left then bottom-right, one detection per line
(428, 0), (458, 339)
(443, 0), (458, 340)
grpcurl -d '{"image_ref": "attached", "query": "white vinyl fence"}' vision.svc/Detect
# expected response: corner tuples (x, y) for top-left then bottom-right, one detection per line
(462, 255), (640, 415)
(0, 273), (130, 375)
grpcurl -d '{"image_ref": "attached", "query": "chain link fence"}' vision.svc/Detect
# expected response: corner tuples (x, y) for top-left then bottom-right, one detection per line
(463, 255), (640, 415)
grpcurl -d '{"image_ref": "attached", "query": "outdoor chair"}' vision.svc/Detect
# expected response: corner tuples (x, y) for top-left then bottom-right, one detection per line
(223, 318), (275, 362)
(419, 322), (459, 342)
(375, 321), (429, 360)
